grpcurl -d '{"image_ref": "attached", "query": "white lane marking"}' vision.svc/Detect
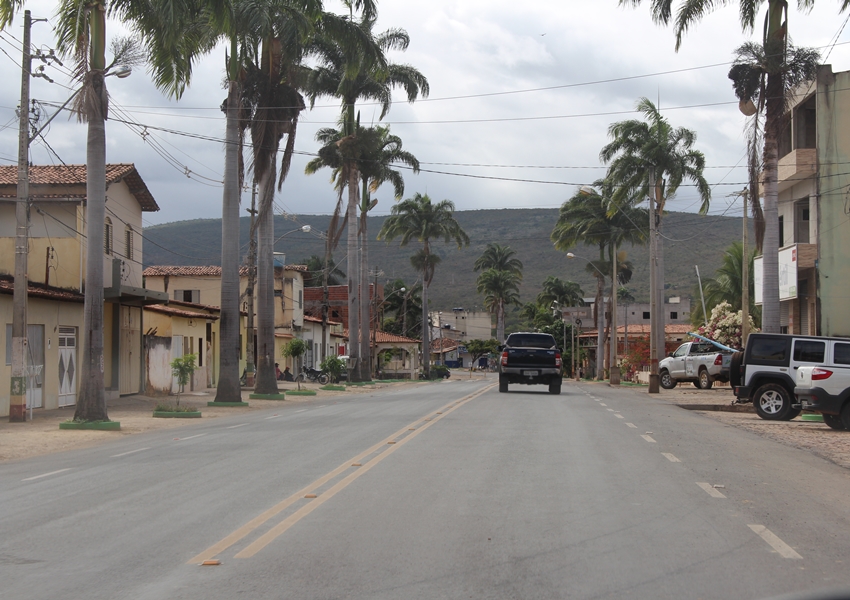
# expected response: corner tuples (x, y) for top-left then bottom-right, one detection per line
(22, 468), (72, 482)
(111, 448), (150, 458)
(607, 408), (615, 412)
(265, 415), (281, 420)
(615, 414), (625, 419)
(748, 525), (803, 559)
(662, 453), (681, 463)
(641, 435), (657, 443)
(696, 482), (726, 498)
(626, 423), (637, 428)
(295, 409), (307, 413)
(177, 434), (206, 441)
(600, 403), (607, 406)
(227, 423), (248, 429)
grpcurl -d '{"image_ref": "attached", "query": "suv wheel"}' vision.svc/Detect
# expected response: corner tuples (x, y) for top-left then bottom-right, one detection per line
(729, 351), (744, 388)
(841, 403), (850, 430)
(499, 376), (508, 393)
(823, 414), (845, 430)
(753, 383), (793, 420)
(698, 369), (713, 390)
(660, 369), (677, 389)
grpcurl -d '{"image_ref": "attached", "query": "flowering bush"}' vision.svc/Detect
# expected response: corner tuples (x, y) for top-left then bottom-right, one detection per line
(697, 301), (759, 349)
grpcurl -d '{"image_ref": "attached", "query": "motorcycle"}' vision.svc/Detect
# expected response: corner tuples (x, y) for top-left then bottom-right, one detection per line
(299, 366), (329, 385)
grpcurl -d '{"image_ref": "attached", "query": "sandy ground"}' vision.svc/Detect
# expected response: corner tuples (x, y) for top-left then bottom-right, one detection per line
(4, 375), (850, 470)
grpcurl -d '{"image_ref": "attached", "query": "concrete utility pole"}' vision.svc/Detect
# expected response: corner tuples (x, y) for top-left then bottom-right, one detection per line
(244, 183), (258, 387)
(11, 10), (32, 422)
(610, 246), (620, 385)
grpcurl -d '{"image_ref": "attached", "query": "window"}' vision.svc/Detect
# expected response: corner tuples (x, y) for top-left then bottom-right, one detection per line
(778, 215), (785, 247)
(673, 344), (688, 358)
(174, 289), (200, 303)
(834, 343), (850, 365)
(125, 225), (134, 261)
(793, 340), (825, 363)
(104, 217), (113, 255)
(670, 312), (678, 320)
(750, 337), (788, 362)
(298, 290), (303, 309)
(198, 338), (203, 367)
(642, 311), (650, 319)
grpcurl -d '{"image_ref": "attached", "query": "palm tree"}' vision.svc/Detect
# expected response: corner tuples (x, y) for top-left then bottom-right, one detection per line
(241, 1), (319, 394)
(473, 243), (523, 280)
(693, 241), (762, 328)
(618, 287), (636, 353)
(537, 276), (584, 309)
(619, 0), (845, 331)
(377, 193), (469, 379)
(476, 268), (521, 343)
(301, 255), (345, 287)
(307, 11), (428, 380)
(600, 100), (709, 357)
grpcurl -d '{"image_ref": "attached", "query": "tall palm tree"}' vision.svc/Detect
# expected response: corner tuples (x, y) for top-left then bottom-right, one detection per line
(307, 11), (427, 380)
(473, 243), (523, 280)
(377, 193), (469, 379)
(476, 268), (521, 343)
(242, 1), (318, 394)
(600, 100), (709, 355)
(619, 0), (846, 331)
(300, 255), (345, 287)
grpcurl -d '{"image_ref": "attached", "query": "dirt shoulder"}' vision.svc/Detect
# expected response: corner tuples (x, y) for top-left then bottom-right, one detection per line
(0, 378), (453, 463)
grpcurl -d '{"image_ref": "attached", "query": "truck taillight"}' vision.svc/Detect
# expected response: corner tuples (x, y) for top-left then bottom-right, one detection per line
(501, 351), (508, 367)
(555, 352), (562, 368)
(812, 368), (833, 380)
(714, 354), (723, 366)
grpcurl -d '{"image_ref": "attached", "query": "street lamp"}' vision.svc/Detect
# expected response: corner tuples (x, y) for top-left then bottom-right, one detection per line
(567, 252), (607, 382)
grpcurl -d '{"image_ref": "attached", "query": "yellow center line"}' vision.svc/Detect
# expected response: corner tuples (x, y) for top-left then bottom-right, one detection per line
(188, 384), (494, 564)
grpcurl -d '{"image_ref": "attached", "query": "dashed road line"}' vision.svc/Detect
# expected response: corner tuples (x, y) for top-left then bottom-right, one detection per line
(606, 408), (614, 412)
(22, 468), (72, 482)
(295, 409), (307, 413)
(600, 403), (607, 407)
(111, 448), (150, 458)
(177, 434), (206, 441)
(696, 482), (726, 498)
(748, 525), (803, 559)
(661, 453), (681, 463)
(264, 415), (281, 420)
(626, 423), (637, 428)
(227, 423), (249, 429)
(641, 434), (657, 443)
(615, 414), (624, 419)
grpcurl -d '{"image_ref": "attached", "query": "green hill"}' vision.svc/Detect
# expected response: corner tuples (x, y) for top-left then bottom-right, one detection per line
(143, 208), (749, 317)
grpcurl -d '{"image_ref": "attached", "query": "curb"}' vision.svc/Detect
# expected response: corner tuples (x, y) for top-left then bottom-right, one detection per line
(59, 420), (121, 430)
(676, 403), (754, 413)
(153, 411), (202, 418)
(207, 401), (250, 407)
(249, 393), (286, 400)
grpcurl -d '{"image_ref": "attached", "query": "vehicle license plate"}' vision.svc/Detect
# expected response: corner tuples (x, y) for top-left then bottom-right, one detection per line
(525, 371), (538, 377)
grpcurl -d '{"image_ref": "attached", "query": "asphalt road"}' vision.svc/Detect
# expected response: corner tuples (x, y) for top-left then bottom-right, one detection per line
(3, 378), (850, 600)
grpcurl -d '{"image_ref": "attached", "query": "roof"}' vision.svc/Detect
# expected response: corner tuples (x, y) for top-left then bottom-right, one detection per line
(579, 323), (693, 338)
(303, 314), (342, 326)
(145, 304), (219, 320)
(167, 299), (221, 313)
(0, 276), (84, 303)
(430, 337), (460, 352)
(341, 330), (419, 344)
(143, 265), (308, 277)
(0, 164), (159, 212)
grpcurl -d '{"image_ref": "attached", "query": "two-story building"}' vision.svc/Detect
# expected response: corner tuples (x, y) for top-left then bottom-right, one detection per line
(753, 65), (850, 336)
(0, 164), (168, 416)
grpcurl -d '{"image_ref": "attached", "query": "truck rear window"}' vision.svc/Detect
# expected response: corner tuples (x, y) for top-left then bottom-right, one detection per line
(835, 343), (850, 365)
(749, 338), (787, 362)
(793, 340), (825, 363)
(506, 334), (556, 349)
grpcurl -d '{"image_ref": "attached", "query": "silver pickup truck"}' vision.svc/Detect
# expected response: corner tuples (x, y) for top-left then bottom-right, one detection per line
(659, 339), (733, 390)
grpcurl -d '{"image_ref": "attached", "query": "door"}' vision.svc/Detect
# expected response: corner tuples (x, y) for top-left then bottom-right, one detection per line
(26, 324), (44, 409)
(58, 326), (77, 407)
(119, 306), (141, 395)
(669, 343), (689, 378)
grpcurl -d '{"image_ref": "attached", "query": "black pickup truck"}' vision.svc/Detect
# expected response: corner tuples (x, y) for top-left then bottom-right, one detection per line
(498, 332), (563, 394)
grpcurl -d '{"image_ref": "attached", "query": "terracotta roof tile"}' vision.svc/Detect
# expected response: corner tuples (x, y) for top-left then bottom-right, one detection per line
(145, 304), (219, 320)
(0, 164), (159, 211)
(143, 265), (308, 277)
(0, 276), (84, 303)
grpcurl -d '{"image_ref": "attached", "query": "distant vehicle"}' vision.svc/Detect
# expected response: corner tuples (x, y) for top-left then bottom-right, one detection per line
(498, 332), (562, 394)
(731, 333), (850, 421)
(794, 339), (850, 430)
(658, 338), (733, 390)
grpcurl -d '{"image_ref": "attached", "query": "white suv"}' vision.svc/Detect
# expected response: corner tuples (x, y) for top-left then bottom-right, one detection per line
(794, 340), (850, 429)
(732, 333), (850, 420)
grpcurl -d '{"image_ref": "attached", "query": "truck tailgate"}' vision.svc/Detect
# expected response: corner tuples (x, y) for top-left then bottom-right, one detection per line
(506, 348), (557, 368)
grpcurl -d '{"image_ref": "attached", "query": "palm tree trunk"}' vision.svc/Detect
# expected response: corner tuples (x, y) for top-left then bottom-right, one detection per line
(421, 277), (430, 379)
(213, 81), (243, 403)
(75, 75), (108, 422)
(255, 172), (278, 394)
(346, 165), (361, 381)
(656, 216), (666, 358)
(761, 75), (782, 333)
(359, 209), (371, 381)
(596, 274), (604, 381)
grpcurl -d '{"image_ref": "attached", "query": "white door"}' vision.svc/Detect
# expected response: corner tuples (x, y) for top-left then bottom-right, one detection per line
(26, 324), (44, 409)
(58, 326), (77, 407)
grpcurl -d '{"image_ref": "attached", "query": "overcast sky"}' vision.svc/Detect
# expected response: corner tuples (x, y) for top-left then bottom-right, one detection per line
(1, 0), (848, 228)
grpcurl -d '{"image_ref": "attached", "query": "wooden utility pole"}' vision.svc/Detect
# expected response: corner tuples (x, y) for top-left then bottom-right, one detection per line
(11, 11), (32, 422)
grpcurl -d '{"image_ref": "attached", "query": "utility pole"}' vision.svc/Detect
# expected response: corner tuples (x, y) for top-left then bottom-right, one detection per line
(648, 167), (660, 393)
(742, 190), (750, 346)
(244, 183), (258, 387)
(10, 11), (32, 422)
(610, 245), (620, 385)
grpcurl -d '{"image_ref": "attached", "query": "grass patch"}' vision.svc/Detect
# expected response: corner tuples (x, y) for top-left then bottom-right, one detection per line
(154, 402), (199, 412)
(321, 385), (346, 391)
(60, 420), (121, 431)
(287, 390), (317, 396)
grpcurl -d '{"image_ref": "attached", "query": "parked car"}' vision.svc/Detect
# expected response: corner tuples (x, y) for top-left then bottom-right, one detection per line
(793, 340), (850, 429)
(498, 332), (562, 394)
(731, 333), (850, 421)
(659, 340), (732, 390)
